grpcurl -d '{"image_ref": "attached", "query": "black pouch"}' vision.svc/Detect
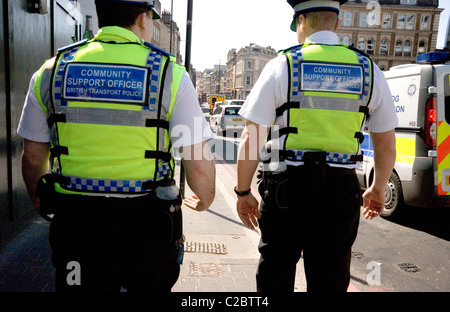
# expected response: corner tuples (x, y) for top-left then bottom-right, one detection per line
(264, 171), (290, 209)
(35, 174), (67, 219)
(151, 191), (183, 244)
(303, 151), (327, 188)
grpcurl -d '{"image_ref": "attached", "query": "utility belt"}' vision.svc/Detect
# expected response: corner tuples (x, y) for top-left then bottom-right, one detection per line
(261, 151), (356, 179)
(36, 173), (184, 262)
(259, 151), (356, 209)
(36, 173), (182, 218)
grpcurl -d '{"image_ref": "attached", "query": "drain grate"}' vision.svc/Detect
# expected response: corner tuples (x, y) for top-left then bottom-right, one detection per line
(185, 242), (227, 254)
(398, 263), (420, 273)
(188, 262), (223, 277)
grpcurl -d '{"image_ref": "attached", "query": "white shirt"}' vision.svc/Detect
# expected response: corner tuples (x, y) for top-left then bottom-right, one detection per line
(17, 71), (213, 148)
(239, 31), (399, 168)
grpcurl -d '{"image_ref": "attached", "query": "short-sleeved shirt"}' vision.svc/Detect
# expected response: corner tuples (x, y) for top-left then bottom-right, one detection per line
(239, 31), (398, 168)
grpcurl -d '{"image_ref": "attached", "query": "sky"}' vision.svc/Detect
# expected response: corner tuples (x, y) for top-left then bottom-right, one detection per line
(159, 0), (297, 71)
(159, 0), (450, 72)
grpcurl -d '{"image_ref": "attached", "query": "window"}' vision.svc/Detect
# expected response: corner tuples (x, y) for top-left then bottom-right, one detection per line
(341, 36), (351, 46)
(380, 38), (389, 55)
(406, 15), (415, 30)
(367, 38), (375, 55)
(395, 40), (403, 56)
(420, 15), (430, 30)
(404, 40), (411, 57)
(360, 13), (367, 27)
(444, 74), (450, 123)
(246, 61), (252, 70)
(246, 75), (252, 86)
(224, 107), (240, 115)
(213, 107), (223, 115)
(400, 0), (416, 4)
(358, 37), (365, 51)
(382, 14), (391, 29)
(418, 40), (426, 54)
(344, 12), (353, 26)
(397, 14), (405, 29)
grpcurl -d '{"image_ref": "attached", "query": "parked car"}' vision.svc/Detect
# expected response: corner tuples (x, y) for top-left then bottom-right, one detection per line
(222, 99), (245, 106)
(209, 105), (246, 136)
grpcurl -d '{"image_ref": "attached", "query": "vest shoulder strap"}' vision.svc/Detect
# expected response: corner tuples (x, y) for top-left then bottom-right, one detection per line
(57, 39), (89, 54)
(143, 41), (173, 58)
(278, 44), (304, 55)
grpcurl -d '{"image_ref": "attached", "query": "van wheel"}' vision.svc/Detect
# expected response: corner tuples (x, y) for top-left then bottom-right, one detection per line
(381, 172), (404, 220)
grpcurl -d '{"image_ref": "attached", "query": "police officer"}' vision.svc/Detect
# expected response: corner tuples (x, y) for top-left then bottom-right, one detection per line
(18, 0), (215, 291)
(236, 0), (398, 292)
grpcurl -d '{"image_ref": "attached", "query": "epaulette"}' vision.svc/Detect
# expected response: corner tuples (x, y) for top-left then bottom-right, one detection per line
(57, 39), (89, 53)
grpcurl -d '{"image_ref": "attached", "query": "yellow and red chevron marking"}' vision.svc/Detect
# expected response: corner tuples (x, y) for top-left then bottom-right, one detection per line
(437, 121), (450, 195)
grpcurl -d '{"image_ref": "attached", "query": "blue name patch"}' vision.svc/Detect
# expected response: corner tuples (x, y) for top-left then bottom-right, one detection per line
(301, 62), (363, 94)
(62, 63), (149, 104)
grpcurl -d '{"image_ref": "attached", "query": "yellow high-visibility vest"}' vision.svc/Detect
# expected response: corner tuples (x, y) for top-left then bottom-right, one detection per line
(34, 27), (185, 194)
(274, 43), (373, 164)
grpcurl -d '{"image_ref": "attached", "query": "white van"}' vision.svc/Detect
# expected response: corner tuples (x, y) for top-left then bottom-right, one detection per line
(357, 52), (450, 219)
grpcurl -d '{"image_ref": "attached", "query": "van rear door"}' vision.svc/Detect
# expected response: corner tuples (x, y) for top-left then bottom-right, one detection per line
(436, 66), (450, 197)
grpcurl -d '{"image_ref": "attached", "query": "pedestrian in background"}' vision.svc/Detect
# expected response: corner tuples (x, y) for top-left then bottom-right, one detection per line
(235, 0), (397, 292)
(18, 0), (215, 292)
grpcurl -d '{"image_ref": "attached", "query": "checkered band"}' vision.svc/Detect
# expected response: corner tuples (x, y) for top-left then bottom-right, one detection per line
(53, 47), (80, 108)
(286, 149), (355, 164)
(355, 53), (372, 101)
(289, 47), (304, 97)
(146, 51), (163, 111)
(62, 162), (173, 193)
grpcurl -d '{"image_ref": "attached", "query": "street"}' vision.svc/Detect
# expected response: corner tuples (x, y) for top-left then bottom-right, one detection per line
(202, 104), (450, 292)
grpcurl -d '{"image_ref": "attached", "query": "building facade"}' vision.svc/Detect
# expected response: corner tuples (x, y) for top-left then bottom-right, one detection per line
(338, 0), (443, 70)
(225, 43), (277, 100)
(154, 9), (183, 65)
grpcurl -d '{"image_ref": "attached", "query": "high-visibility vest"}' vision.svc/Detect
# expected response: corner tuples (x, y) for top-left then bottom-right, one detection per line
(34, 27), (185, 194)
(273, 43), (373, 164)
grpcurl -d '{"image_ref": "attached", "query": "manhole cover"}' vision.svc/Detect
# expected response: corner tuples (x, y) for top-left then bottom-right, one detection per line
(185, 242), (227, 254)
(398, 263), (420, 273)
(188, 262), (223, 277)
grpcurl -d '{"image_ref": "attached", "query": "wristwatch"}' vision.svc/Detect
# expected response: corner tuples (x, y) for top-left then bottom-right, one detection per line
(234, 186), (251, 196)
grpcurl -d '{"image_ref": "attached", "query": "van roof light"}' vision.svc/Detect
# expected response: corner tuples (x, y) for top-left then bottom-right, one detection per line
(416, 52), (450, 64)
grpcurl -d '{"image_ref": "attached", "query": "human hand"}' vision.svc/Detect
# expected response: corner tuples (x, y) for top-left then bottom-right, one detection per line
(236, 193), (260, 230)
(183, 195), (208, 212)
(362, 186), (385, 219)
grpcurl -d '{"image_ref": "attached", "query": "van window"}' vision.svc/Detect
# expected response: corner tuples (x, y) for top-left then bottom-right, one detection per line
(445, 74), (450, 123)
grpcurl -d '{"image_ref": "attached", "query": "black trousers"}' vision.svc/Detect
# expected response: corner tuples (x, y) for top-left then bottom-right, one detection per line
(47, 192), (183, 292)
(256, 165), (361, 292)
